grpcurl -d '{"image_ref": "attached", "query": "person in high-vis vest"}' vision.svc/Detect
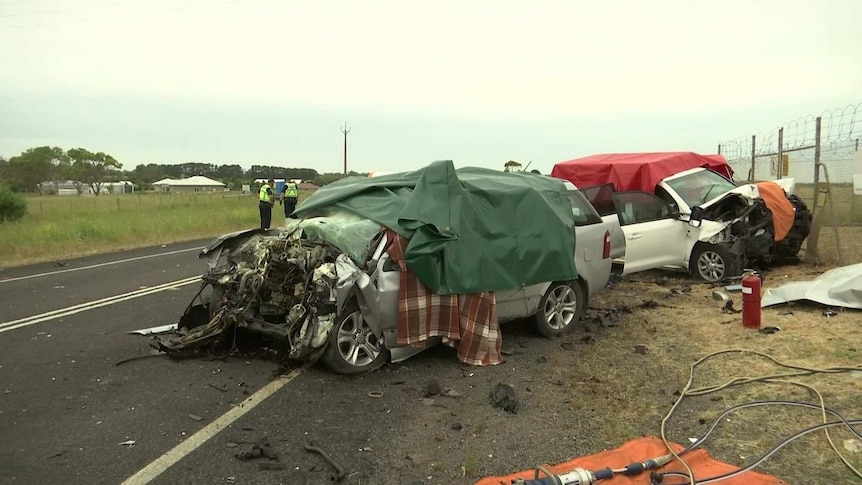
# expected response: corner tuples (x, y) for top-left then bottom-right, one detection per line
(259, 178), (275, 229)
(280, 179), (299, 219)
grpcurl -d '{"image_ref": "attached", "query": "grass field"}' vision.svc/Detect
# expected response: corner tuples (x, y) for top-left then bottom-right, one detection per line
(0, 191), (313, 268)
(792, 183), (862, 225)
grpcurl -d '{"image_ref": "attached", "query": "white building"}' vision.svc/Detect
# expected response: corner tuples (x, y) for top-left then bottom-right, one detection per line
(152, 176), (226, 193)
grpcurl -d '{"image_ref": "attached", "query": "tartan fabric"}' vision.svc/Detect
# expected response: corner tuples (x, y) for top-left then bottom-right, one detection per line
(384, 229), (503, 366)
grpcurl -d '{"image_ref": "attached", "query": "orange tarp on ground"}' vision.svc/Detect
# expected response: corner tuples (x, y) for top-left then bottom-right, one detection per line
(756, 182), (794, 241)
(474, 436), (783, 485)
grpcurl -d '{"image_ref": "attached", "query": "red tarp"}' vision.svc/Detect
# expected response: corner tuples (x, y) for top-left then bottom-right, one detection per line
(551, 152), (734, 193)
(474, 436), (783, 485)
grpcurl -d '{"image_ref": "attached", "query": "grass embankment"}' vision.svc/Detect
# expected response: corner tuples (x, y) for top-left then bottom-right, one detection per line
(0, 191), (312, 268)
(793, 183), (861, 225)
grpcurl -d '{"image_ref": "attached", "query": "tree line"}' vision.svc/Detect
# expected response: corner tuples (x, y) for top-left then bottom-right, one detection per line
(0, 146), (366, 194)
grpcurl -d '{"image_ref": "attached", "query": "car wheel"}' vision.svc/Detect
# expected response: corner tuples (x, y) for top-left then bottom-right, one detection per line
(322, 302), (390, 374)
(534, 282), (584, 338)
(691, 244), (736, 283)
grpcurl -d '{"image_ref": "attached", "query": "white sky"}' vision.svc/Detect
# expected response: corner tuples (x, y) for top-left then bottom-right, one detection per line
(1, 0), (860, 174)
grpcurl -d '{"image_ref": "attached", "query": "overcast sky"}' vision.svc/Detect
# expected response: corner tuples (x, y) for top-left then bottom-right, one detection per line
(1, 0), (860, 174)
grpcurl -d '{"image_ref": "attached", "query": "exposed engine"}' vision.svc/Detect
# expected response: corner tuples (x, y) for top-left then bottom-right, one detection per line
(155, 230), (347, 362)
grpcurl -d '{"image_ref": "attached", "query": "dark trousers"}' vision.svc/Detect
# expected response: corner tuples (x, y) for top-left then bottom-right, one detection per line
(259, 201), (272, 229)
(283, 197), (297, 219)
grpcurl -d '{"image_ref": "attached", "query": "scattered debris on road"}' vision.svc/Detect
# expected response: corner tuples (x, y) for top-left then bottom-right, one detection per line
(127, 323), (178, 336)
(236, 436), (278, 461)
(304, 444), (347, 482)
(118, 440), (136, 447)
(489, 383), (518, 413)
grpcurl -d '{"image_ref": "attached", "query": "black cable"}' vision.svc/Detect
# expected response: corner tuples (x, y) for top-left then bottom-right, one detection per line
(651, 419), (862, 485)
(679, 400), (862, 456)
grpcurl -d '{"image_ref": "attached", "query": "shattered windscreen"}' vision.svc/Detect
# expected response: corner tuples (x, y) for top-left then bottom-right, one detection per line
(665, 170), (737, 208)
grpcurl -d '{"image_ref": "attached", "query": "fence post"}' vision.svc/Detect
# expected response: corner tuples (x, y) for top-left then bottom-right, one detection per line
(777, 128), (784, 179)
(750, 135), (756, 181)
(812, 116), (822, 216)
(717, 143), (722, 155)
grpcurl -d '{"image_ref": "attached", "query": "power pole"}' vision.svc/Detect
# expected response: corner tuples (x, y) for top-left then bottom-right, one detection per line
(340, 122), (351, 175)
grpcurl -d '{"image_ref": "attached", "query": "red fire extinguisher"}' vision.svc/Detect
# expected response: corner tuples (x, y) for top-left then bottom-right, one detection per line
(741, 270), (762, 329)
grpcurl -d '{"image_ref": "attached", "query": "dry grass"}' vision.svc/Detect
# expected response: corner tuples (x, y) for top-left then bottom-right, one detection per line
(0, 190), (314, 268)
(539, 263), (862, 484)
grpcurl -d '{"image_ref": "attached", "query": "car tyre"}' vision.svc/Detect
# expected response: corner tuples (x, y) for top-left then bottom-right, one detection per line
(322, 301), (390, 374)
(690, 243), (737, 283)
(534, 282), (584, 338)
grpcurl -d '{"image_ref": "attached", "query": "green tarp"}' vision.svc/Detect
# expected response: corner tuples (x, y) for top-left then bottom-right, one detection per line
(294, 160), (577, 295)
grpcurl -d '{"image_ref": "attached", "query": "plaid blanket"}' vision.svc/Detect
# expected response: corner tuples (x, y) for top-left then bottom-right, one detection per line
(385, 229), (502, 366)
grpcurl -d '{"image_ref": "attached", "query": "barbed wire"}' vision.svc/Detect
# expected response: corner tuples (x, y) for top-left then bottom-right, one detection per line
(719, 103), (861, 164)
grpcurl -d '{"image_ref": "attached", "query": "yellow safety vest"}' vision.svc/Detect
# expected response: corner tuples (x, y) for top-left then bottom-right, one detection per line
(259, 183), (272, 203)
(284, 182), (298, 198)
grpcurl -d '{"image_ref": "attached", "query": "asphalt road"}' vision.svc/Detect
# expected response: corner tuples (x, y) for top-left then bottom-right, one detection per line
(2, 237), (704, 485)
(0, 240), (288, 485)
(0, 240), (476, 485)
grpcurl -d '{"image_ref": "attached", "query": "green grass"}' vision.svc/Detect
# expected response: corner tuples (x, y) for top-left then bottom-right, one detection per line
(0, 191), (313, 268)
(792, 183), (862, 225)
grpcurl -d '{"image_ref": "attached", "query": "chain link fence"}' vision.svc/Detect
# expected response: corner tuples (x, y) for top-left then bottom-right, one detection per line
(719, 103), (860, 221)
(718, 103), (862, 264)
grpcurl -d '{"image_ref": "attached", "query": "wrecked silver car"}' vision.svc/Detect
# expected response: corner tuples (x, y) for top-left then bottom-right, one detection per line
(155, 163), (618, 373)
(157, 204), (615, 374)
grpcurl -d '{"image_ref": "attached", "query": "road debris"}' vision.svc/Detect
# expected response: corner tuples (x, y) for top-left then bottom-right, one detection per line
(712, 290), (730, 302)
(442, 388), (462, 398)
(722, 301), (742, 314)
(489, 383), (518, 413)
(426, 379), (442, 396)
(758, 326), (780, 334)
(188, 413), (204, 422)
(207, 383), (228, 393)
(367, 390), (383, 399)
(236, 436), (278, 461)
(304, 444), (347, 482)
(127, 323), (178, 336)
(118, 440), (136, 447)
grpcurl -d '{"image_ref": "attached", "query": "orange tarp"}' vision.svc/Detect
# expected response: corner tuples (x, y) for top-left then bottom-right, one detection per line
(756, 182), (794, 241)
(474, 436), (783, 485)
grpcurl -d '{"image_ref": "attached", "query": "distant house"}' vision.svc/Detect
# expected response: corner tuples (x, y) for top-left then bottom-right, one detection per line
(152, 176), (226, 193)
(39, 180), (134, 195)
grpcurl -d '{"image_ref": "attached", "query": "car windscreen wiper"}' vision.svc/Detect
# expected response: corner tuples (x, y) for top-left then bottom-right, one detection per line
(698, 183), (719, 206)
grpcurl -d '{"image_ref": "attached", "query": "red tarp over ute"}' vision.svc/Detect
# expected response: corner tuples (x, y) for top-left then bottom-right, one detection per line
(550, 152), (734, 193)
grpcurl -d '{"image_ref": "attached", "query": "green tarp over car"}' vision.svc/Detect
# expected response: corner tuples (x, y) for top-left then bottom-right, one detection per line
(293, 160), (577, 295)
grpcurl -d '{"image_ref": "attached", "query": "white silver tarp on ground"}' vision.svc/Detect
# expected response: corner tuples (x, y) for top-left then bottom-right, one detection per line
(761, 263), (862, 309)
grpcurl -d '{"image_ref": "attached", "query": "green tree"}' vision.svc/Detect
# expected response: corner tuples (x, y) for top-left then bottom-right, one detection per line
(67, 148), (123, 196)
(4, 146), (69, 193)
(0, 184), (27, 222)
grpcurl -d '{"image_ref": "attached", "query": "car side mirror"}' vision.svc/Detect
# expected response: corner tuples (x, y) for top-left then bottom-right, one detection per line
(689, 206), (704, 227)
